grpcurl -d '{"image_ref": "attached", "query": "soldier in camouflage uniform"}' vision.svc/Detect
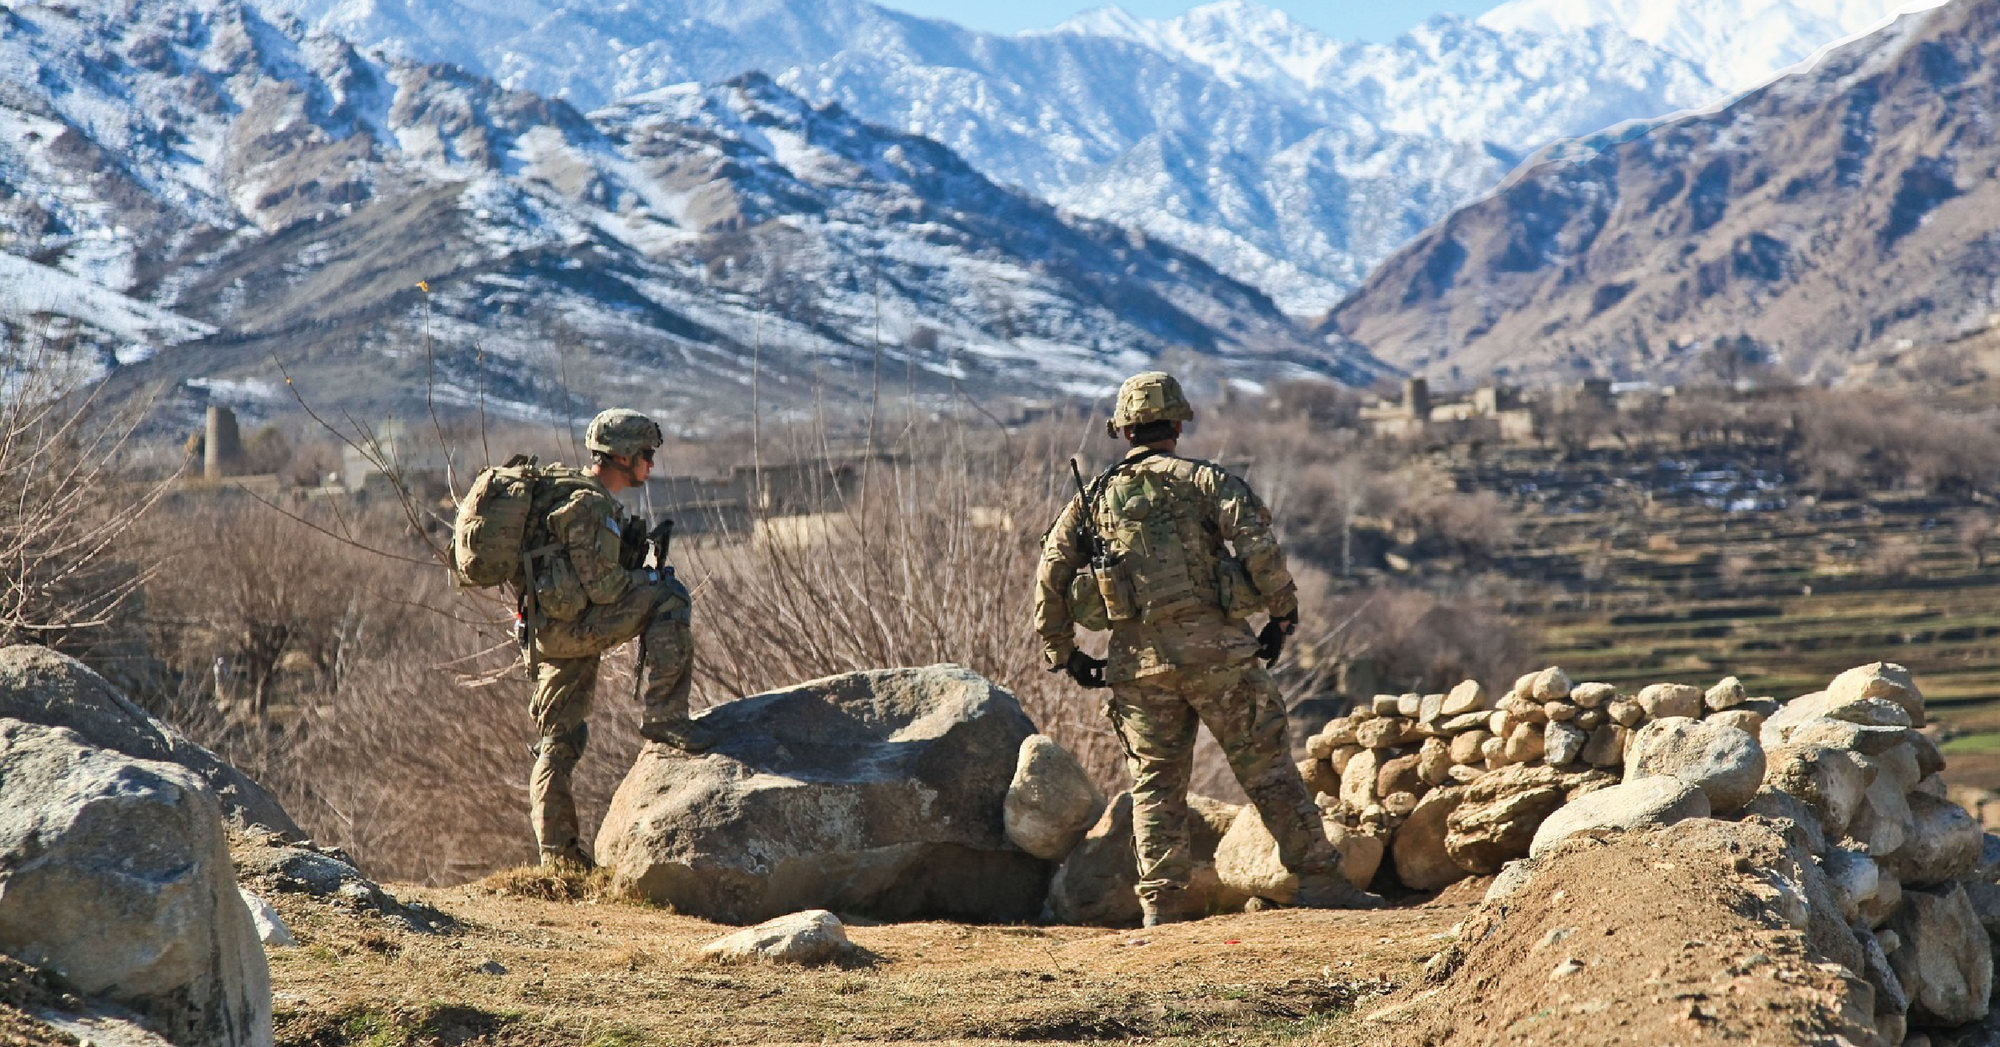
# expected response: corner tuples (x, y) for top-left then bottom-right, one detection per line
(525, 409), (712, 869)
(1033, 372), (1379, 925)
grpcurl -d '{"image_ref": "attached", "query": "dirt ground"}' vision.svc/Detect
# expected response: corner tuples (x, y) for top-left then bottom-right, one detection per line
(260, 872), (1462, 1047)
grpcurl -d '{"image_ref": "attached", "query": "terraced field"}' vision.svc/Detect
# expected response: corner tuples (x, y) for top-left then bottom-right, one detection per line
(1449, 447), (2000, 711)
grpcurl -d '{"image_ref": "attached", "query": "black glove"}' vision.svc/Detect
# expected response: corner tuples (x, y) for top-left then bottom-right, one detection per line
(1257, 610), (1299, 666)
(1061, 649), (1108, 689)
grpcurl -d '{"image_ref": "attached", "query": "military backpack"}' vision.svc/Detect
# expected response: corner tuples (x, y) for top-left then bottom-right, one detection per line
(450, 456), (595, 589)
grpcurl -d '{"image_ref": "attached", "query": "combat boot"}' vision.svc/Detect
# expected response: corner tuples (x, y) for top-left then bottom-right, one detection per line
(1139, 888), (1192, 928)
(1294, 872), (1383, 910)
(540, 841), (595, 872)
(640, 716), (718, 753)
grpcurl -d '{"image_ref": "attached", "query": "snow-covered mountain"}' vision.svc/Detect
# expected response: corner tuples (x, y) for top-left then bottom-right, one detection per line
(246, 0), (1725, 312)
(1, 0), (1377, 428)
(1479, 0), (1926, 91)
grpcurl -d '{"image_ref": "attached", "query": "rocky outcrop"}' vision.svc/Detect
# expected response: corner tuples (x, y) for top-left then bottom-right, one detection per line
(0, 645), (299, 837)
(597, 665), (1047, 924)
(0, 720), (271, 1047)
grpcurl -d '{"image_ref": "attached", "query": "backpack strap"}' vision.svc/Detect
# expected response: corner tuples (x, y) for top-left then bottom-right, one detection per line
(1077, 449), (1162, 539)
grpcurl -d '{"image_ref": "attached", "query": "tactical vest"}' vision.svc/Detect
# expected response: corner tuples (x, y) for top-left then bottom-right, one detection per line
(1085, 457), (1269, 625)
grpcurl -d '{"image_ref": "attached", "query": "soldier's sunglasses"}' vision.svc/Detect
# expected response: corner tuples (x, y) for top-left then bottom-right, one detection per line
(640, 448), (655, 464)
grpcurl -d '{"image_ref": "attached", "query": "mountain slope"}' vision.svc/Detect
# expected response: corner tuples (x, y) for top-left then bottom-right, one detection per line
(1, 0), (1377, 427)
(1321, 0), (2000, 385)
(247, 0), (1722, 312)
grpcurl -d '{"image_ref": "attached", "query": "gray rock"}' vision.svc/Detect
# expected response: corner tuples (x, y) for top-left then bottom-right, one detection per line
(1883, 793), (1982, 888)
(1705, 708), (1765, 735)
(1581, 724), (1626, 768)
(1004, 735), (1106, 861)
(597, 665), (1046, 924)
(1444, 765), (1611, 874)
(1822, 847), (1884, 925)
(237, 890), (296, 948)
(0, 645), (299, 837)
(1856, 927), (1909, 1022)
(1970, 833), (2000, 886)
(1848, 768), (1915, 859)
(1569, 682), (1617, 709)
(1529, 777), (1710, 858)
(1887, 884), (1994, 1027)
(1529, 667), (1571, 701)
(1742, 786), (1830, 856)
(1624, 717), (1765, 814)
(1635, 683), (1703, 721)
(1704, 676), (1748, 712)
(0, 721), (271, 1047)
(700, 910), (855, 965)
(232, 838), (445, 932)
(1483, 857), (1539, 905)
(1764, 743), (1874, 839)
(1544, 722), (1587, 766)
(1825, 697), (1915, 730)
(1440, 680), (1487, 717)
(1827, 662), (1924, 727)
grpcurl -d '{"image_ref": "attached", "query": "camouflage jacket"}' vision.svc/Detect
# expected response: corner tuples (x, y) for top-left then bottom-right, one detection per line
(1033, 447), (1298, 684)
(535, 469), (651, 620)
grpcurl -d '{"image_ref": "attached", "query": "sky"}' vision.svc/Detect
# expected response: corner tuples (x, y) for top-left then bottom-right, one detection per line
(873, 1), (1514, 42)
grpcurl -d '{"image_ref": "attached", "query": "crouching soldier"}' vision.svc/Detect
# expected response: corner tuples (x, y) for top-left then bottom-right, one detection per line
(1033, 371), (1380, 925)
(524, 409), (712, 869)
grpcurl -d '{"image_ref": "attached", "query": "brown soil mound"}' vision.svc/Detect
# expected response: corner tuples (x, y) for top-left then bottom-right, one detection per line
(1372, 823), (1881, 1047)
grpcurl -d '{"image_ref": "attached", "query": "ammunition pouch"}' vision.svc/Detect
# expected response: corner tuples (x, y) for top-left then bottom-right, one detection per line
(1215, 556), (1263, 621)
(1069, 571), (1110, 632)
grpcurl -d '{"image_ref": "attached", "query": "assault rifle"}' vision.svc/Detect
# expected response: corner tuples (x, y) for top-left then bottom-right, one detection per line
(648, 517), (675, 569)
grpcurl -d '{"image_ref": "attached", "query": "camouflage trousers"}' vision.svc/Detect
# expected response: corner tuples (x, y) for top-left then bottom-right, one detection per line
(1110, 659), (1338, 912)
(526, 574), (694, 861)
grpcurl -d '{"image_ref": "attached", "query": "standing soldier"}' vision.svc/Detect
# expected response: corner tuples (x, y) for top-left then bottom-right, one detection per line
(1034, 372), (1378, 925)
(524, 409), (711, 869)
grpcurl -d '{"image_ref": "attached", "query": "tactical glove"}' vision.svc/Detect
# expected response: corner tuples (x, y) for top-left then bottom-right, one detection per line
(1257, 610), (1299, 666)
(1062, 649), (1108, 689)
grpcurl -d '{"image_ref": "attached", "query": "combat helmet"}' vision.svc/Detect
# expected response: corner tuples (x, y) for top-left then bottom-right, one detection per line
(585, 408), (663, 459)
(1106, 371), (1194, 437)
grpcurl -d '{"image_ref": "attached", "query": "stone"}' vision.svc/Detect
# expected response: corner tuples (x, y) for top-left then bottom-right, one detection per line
(1764, 743), (1874, 839)
(1378, 754), (1425, 798)
(1356, 716), (1413, 750)
(1484, 858), (1539, 905)
(1322, 718), (1360, 747)
(1882, 793), (1982, 888)
(1823, 847), (1884, 925)
(1391, 693), (1419, 718)
(1441, 711), (1492, 734)
(1570, 682), (1617, 709)
(1582, 724), (1627, 768)
(1607, 699), (1644, 728)
(1004, 734), (1106, 861)
(1544, 722), (1587, 766)
(1371, 695), (1403, 717)
(1706, 709), (1765, 735)
(238, 890), (296, 948)
(1828, 662), (1924, 727)
(700, 910), (855, 965)
(1441, 680), (1487, 717)
(1330, 744), (1363, 776)
(1529, 777), (1710, 858)
(1624, 717), (1765, 814)
(1543, 700), (1579, 723)
(1498, 694), (1548, 725)
(1849, 769), (1915, 860)
(1418, 737), (1453, 786)
(1705, 676), (1748, 712)
(1886, 884), (1993, 1026)
(1635, 683), (1703, 721)
(1300, 758), (1340, 802)
(1488, 709), (1510, 736)
(1444, 765), (1572, 874)
(1446, 764), (1484, 784)
(1875, 744), (1923, 793)
(1328, 824), (1386, 889)
(1529, 667), (1572, 701)
(1449, 730), (1490, 765)
(1393, 788), (1468, 891)
(1214, 807), (1304, 902)
(0, 721), (271, 1047)
(0, 645), (299, 837)
(1971, 833), (2000, 885)
(1305, 730), (1339, 761)
(1856, 927), (1910, 1023)
(1479, 735), (1506, 769)
(1383, 791), (1420, 817)
(1575, 708), (1607, 731)
(1341, 749), (1383, 810)
(1963, 882), (2000, 943)
(1828, 698), (1916, 730)
(233, 837), (445, 932)
(1772, 718), (1912, 757)
(1742, 787), (1829, 857)
(1418, 692), (1447, 727)
(1910, 732), (1946, 779)
(1503, 723), (1545, 765)
(598, 665), (1046, 923)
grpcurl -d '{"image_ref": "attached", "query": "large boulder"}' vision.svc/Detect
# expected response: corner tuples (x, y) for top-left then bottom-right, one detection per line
(1623, 717), (1764, 814)
(0, 645), (299, 837)
(1003, 735), (1105, 861)
(1392, 787), (1469, 891)
(597, 666), (1045, 924)
(1763, 743), (1873, 840)
(0, 721), (272, 1047)
(1886, 884), (1994, 1027)
(1529, 776), (1710, 858)
(1444, 765), (1614, 874)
